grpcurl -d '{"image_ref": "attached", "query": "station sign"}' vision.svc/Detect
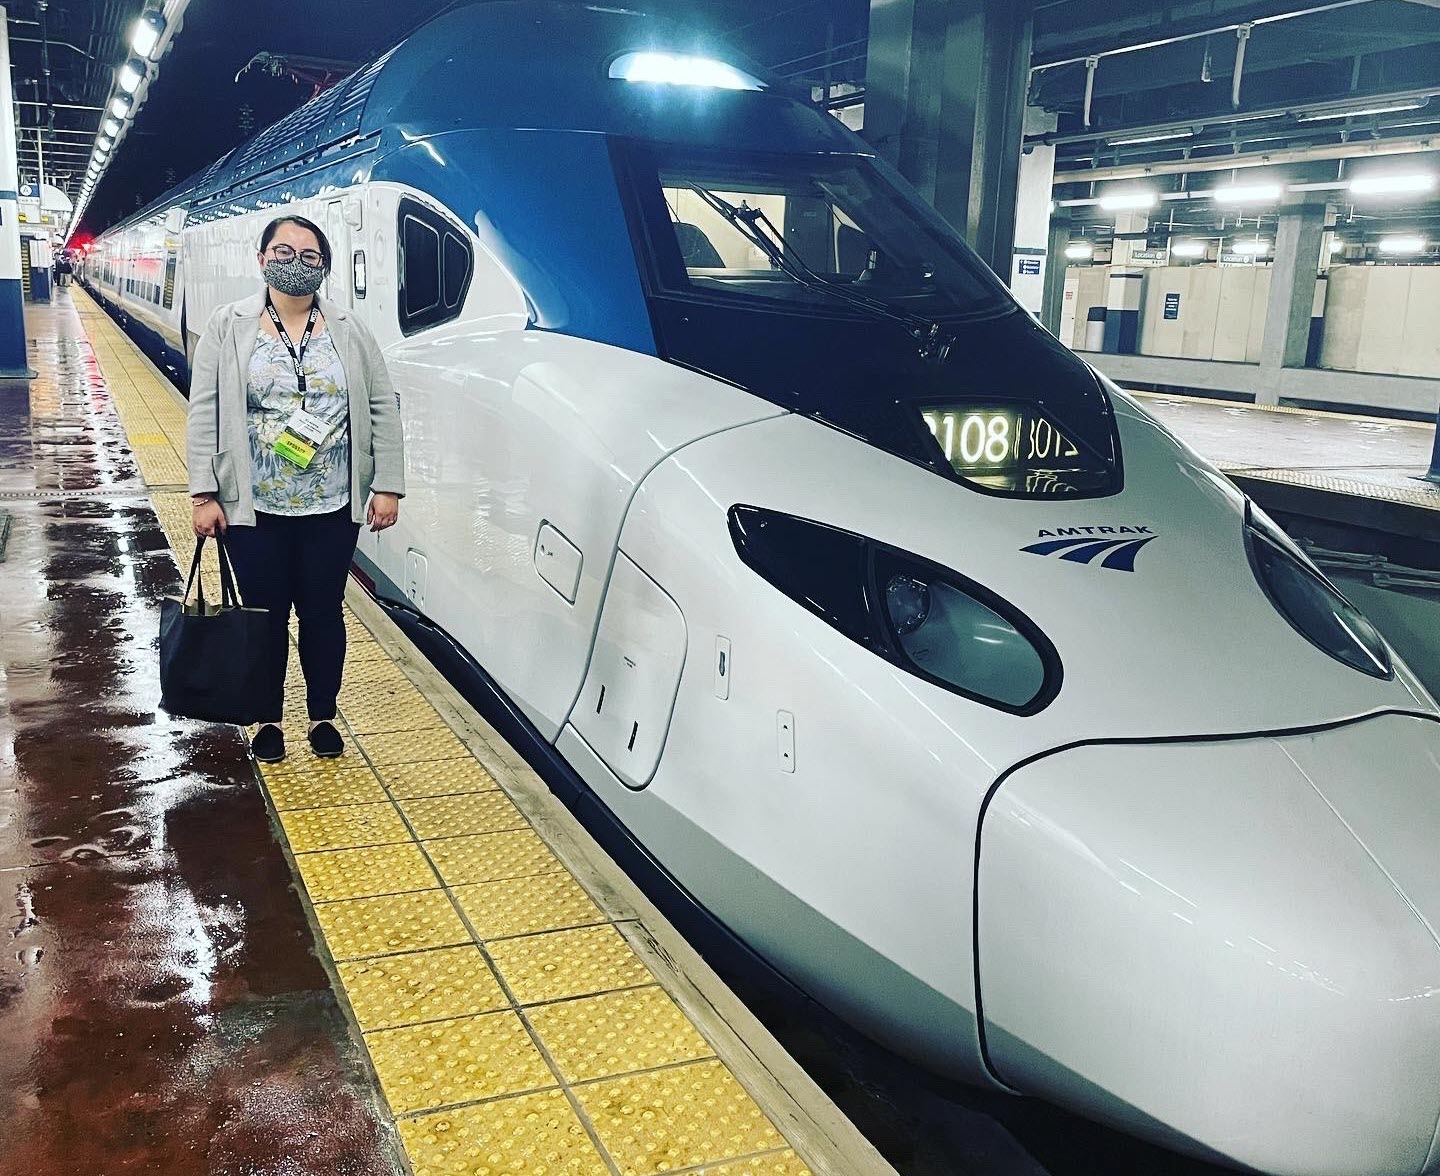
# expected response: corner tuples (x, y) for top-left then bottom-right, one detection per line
(1163, 292), (1181, 320)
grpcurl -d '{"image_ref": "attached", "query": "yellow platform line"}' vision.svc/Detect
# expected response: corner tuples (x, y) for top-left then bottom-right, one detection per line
(71, 286), (878, 1176)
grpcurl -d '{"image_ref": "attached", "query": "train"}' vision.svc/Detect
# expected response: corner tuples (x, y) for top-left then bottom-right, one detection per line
(80, 4), (1440, 1174)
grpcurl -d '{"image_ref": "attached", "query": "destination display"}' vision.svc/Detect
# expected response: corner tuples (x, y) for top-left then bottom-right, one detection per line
(921, 405), (1085, 494)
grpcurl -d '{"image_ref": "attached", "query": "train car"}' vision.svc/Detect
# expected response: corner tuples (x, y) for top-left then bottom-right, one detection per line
(82, 4), (1440, 1173)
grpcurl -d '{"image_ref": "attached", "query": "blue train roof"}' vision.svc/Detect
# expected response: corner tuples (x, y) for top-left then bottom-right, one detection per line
(111, 1), (857, 231)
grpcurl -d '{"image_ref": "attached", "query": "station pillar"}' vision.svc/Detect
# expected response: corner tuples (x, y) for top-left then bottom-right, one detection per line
(0, 9), (33, 377)
(1257, 198), (1328, 404)
(1103, 210), (1148, 354)
(1010, 106), (1056, 318)
(863, 0), (1035, 278)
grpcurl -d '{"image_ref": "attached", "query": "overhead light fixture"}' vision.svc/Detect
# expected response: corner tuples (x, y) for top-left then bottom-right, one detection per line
(103, 117), (121, 137)
(1109, 130), (1195, 146)
(1099, 189), (1158, 211)
(97, 135), (113, 151)
(1296, 100), (1426, 122)
(608, 51), (764, 91)
(1329, 238), (1345, 253)
(1171, 240), (1207, 257)
(1232, 239), (1271, 255)
(1348, 172), (1437, 197)
(1064, 241), (1094, 260)
(117, 57), (146, 95)
(108, 94), (133, 119)
(1213, 183), (1283, 204)
(1379, 235), (1426, 254)
(130, 10), (166, 59)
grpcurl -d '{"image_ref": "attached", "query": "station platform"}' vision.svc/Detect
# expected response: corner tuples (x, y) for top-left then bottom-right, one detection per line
(1136, 391), (1439, 544)
(0, 288), (888, 1176)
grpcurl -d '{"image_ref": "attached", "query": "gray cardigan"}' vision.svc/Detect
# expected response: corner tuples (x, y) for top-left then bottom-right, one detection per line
(186, 292), (406, 527)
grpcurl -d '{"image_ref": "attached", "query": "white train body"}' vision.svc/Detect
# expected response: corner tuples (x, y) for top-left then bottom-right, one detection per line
(82, 4), (1440, 1173)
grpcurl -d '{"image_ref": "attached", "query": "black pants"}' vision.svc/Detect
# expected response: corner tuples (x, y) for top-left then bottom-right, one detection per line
(224, 508), (361, 724)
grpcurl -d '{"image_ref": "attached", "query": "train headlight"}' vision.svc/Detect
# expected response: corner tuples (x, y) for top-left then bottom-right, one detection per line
(730, 506), (1060, 714)
(1245, 503), (1391, 679)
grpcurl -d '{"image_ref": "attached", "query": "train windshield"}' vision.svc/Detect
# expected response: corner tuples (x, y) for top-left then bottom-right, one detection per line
(618, 142), (1122, 499)
(640, 151), (1008, 320)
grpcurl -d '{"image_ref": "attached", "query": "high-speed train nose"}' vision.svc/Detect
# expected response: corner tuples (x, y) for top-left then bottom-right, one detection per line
(976, 713), (1440, 1176)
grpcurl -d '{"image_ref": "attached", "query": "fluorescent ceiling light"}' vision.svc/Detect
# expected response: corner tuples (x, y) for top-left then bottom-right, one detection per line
(609, 51), (763, 90)
(1064, 242), (1094, 259)
(1296, 101), (1425, 122)
(117, 58), (145, 95)
(130, 11), (166, 59)
(103, 117), (121, 137)
(1213, 183), (1282, 204)
(1379, 235), (1426, 254)
(1099, 190), (1157, 211)
(1109, 130), (1194, 146)
(1329, 238), (1344, 253)
(1348, 172), (1436, 197)
(1232, 239), (1271, 255)
(1170, 240), (1206, 257)
(108, 94), (132, 119)
(97, 135), (113, 150)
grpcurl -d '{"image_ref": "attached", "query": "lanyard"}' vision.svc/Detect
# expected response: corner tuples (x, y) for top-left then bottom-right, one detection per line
(264, 295), (320, 398)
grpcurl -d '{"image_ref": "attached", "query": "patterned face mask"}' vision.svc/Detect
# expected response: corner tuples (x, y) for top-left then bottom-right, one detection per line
(263, 257), (326, 297)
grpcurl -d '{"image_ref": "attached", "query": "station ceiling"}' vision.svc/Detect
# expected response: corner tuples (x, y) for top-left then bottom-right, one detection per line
(49, 0), (1440, 238)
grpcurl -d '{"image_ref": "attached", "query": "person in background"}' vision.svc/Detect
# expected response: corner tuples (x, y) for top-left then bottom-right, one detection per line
(185, 214), (405, 763)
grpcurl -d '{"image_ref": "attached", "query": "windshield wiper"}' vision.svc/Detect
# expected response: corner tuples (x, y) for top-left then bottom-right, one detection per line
(689, 187), (954, 365)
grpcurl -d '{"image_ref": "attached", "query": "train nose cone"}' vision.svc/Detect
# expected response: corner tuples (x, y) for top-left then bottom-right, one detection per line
(976, 714), (1440, 1176)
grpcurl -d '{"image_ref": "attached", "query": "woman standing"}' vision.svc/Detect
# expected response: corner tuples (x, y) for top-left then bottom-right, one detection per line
(186, 215), (405, 763)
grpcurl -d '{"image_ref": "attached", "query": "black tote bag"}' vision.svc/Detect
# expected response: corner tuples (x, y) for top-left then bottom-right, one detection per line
(159, 536), (270, 724)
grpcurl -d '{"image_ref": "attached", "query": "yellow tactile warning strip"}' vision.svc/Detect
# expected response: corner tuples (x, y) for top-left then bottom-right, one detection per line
(70, 286), (846, 1176)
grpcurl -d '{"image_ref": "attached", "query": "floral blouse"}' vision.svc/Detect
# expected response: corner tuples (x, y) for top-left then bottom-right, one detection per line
(246, 328), (351, 515)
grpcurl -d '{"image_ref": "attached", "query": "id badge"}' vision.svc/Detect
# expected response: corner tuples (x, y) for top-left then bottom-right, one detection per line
(273, 407), (333, 469)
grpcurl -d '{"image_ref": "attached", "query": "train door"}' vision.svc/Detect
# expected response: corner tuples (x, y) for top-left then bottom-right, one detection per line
(324, 198), (352, 308)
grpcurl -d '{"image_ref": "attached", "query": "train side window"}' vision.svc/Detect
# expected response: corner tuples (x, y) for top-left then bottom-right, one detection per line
(397, 197), (474, 335)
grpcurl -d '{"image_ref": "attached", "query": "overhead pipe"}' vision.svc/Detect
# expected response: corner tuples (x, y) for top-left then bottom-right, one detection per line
(1052, 131), (1436, 183)
(1032, 0), (1377, 72)
(1031, 85), (1440, 147)
(1232, 24), (1252, 109)
(1082, 55), (1099, 127)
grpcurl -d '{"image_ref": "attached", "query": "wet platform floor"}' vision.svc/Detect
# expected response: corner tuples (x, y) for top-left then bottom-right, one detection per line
(0, 305), (400, 1173)
(0, 291), (872, 1176)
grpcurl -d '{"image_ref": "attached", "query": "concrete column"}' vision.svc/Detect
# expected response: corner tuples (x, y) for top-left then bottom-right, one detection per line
(1010, 105), (1055, 316)
(1103, 210), (1148, 354)
(864, 0), (1034, 278)
(0, 9), (33, 376)
(1257, 199), (1328, 402)
(1041, 206), (1071, 337)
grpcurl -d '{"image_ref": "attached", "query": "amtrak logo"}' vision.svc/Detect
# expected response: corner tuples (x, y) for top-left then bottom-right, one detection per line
(1021, 526), (1157, 572)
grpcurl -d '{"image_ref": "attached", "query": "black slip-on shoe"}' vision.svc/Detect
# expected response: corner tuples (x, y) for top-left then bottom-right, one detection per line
(251, 723), (285, 763)
(308, 720), (345, 759)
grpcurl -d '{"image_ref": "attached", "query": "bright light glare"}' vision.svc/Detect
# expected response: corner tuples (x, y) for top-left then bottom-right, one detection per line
(1349, 173), (1436, 197)
(130, 12), (164, 58)
(610, 51), (763, 90)
(1064, 242), (1094, 260)
(1296, 101), (1424, 122)
(1329, 238), (1344, 253)
(1099, 190), (1157, 211)
(117, 61), (144, 94)
(1109, 130), (1194, 146)
(1170, 240), (1206, 257)
(1232, 239), (1271, 255)
(1379, 235), (1426, 254)
(108, 95), (132, 119)
(1213, 183), (1283, 204)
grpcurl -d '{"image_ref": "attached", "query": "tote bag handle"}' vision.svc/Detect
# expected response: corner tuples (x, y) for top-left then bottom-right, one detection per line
(183, 535), (245, 612)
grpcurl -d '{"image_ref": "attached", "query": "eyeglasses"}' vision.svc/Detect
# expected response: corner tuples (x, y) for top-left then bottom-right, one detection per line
(267, 244), (325, 268)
